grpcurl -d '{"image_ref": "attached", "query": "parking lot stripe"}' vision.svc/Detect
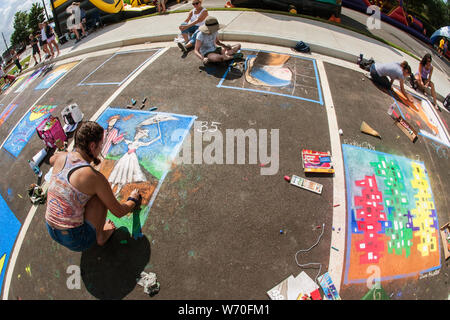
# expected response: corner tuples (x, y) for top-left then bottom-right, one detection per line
(316, 60), (346, 293)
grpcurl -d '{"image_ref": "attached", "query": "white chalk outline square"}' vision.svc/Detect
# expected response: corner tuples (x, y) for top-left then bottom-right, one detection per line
(78, 48), (161, 87)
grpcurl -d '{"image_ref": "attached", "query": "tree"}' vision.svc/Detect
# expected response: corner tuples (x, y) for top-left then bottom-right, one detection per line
(28, 3), (46, 36)
(10, 11), (29, 48)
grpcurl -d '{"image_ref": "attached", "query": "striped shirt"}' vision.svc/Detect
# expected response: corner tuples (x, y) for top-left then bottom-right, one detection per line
(102, 127), (124, 157)
(45, 153), (92, 229)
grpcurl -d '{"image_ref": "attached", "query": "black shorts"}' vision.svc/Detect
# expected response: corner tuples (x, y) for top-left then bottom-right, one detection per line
(204, 47), (222, 57)
(33, 46), (40, 55)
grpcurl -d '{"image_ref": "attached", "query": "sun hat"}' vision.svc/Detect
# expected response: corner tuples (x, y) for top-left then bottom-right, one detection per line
(199, 17), (224, 34)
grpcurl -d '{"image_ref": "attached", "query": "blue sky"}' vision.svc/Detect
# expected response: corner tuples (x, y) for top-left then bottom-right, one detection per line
(0, 0), (52, 50)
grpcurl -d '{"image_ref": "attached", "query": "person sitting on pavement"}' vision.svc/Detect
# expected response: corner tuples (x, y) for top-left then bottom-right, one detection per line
(45, 121), (142, 252)
(29, 34), (42, 65)
(44, 21), (60, 57)
(369, 60), (413, 103)
(177, 0), (208, 53)
(194, 16), (242, 65)
(414, 53), (439, 111)
(67, 2), (88, 44)
(0, 65), (15, 84)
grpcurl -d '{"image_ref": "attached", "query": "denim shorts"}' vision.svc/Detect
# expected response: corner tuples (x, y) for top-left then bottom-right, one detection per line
(180, 23), (199, 35)
(46, 220), (96, 252)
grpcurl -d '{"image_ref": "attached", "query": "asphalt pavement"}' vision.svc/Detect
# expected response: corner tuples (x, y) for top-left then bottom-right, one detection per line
(0, 4), (449, 302)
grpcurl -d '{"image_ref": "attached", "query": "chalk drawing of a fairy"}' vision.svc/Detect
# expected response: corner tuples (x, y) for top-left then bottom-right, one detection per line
(108, 114), (178, 196)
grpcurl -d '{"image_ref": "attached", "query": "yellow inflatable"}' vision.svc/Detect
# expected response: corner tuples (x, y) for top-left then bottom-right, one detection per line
(89, 0), (124, 14)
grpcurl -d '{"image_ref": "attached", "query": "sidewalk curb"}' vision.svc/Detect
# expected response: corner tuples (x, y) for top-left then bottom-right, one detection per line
(25, 32), (446, 102)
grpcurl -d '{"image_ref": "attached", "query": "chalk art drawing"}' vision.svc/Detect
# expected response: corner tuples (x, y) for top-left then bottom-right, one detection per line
(0, 103), (18, 128)
(218, 49), (323, 105)
(2, 105), (56, 157)
(342, 144), (441, 284)
(0, 194), (21, 291)
(96, 107), (196, 237)
(391, 87), (450, 147)
(14, 67), (46, 93)
(34, 62), (79, 90)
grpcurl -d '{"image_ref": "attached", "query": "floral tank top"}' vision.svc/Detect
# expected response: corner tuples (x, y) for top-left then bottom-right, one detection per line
(45, 153), (93, 229)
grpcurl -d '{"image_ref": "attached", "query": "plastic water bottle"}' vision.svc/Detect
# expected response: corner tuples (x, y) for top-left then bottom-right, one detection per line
(28, 160), (42, 177)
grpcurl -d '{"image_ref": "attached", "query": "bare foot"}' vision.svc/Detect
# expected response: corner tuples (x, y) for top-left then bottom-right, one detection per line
(97, 220), (116, 246)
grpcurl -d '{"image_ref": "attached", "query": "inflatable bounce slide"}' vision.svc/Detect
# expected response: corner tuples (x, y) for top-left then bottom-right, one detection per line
(51, 0), (156, 36)
(342, 0), (431, 45)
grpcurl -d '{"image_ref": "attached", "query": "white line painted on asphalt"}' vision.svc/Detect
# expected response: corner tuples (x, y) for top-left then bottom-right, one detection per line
(316, 60), (346, 293)
(1, 46), (169, 300)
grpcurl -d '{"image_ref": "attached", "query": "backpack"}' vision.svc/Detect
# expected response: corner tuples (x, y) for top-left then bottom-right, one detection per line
(358, 57), (375, 71)
(36, 115), (67, 148)
(293, 41), (311, 53)
(444, 93), (450, 111)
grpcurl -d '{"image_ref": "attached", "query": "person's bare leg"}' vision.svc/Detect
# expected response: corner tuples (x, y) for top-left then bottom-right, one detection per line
(53, 41), (60, 55)
(205, 52), (225, 63)
(224, 43), (241, 57)
(84, 195), (116, 246)
(81, 24), (87, 37)
(415, 74), (425, 93)
(429, 81), (438, 108)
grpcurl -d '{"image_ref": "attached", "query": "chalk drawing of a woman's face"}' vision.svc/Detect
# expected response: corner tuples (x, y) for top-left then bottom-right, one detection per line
(135, 128), (149, 140)
(108, 117), (119, 128)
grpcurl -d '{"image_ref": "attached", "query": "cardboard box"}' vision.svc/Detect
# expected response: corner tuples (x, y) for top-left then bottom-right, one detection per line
(440, 222), (450, 260)
(393, 115), (418, 143)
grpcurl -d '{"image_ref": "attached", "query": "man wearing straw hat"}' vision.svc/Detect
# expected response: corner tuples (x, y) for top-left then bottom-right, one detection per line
(194, 16), (242, 65)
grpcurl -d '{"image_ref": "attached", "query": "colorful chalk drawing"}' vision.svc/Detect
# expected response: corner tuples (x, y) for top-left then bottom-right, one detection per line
(0, 194), (21, 291)
(2, 105), (56, 157)
(391, 87), (450, 147)
(34, 62), (79, 90)
(218, 49), (323, 105)
(96, 107), (196, 237)
(0, 103), (18, 127)
(342, 144), (441, 284)
(14, 67), (46, 93)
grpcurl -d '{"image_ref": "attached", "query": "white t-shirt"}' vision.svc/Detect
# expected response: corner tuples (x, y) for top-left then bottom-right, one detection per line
(196, 31), (217, 56)
(41, 27), (47, 41)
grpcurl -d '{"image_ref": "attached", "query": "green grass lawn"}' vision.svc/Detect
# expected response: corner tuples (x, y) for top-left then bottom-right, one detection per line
(8, 55), (31, 75)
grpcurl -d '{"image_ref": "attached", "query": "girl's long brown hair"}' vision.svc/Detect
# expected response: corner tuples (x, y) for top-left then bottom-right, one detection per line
(73, 121), (104, 165)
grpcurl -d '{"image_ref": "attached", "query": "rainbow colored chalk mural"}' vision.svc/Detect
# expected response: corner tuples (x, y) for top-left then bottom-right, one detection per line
(0, 103), (19, 128)
(2, 105), (56, 157)
(342, 144), (441, 284)
(96, 107), (196, 237)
